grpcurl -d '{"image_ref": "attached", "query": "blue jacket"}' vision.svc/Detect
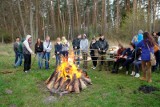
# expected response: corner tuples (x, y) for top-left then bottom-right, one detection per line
(137, 40), (154, 61)
(55, 43), (62, 55)
(134, 34), (143, 46)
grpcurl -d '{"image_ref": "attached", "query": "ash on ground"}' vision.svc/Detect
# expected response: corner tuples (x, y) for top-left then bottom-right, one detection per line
(138, 85), (159, 94)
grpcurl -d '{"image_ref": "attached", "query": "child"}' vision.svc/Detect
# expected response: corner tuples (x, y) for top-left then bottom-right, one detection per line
(55, 37), (62, 66)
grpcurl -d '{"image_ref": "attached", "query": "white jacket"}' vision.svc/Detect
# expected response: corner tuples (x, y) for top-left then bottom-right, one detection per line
(43, 40), (52, 52)
(23, 35), (33, 54)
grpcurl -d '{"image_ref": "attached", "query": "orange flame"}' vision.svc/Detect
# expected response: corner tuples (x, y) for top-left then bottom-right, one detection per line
(56, 51), (82, 81)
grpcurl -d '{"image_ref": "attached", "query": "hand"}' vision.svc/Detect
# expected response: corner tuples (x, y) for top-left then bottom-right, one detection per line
(32, 52), (35, 55)
(75, 47), (77, 49)
(57, 52), (59, 54)
(103, 50), (106, 53)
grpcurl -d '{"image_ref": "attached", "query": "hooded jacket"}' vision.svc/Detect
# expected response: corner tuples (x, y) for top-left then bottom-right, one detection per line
(23, 35), (33, 54)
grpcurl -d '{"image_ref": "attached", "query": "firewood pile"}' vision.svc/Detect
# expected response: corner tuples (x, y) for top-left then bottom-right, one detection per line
(45, 60), (92, 96)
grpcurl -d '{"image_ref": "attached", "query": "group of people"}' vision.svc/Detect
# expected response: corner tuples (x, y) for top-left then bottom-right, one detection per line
(111, 30), (160, 83)
(13, 30), (160, 82)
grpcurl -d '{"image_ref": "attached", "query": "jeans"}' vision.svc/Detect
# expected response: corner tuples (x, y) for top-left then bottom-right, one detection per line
(133, 60), (141, 73)
(44, 52), (50, 69)
(37, 52), (43, 69)
(15, 53), (23, 67)
(15, 52), (19, 64)
(122, 59), (134, 71)
(74, 50), (80, 65)
(56, 54), (61, 66)
(23, 54), (31, 71)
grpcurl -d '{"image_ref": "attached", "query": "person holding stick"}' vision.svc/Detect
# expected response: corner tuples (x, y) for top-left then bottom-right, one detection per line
(22, 35), (34, 73)
(43, 36), (52, 70)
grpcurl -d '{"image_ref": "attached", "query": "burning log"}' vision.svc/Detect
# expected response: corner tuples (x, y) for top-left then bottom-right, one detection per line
(45, 52), (92, 96)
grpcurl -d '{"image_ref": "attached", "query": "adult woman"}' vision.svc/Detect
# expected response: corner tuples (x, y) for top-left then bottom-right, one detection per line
(90, 37), (98, 69)
(137, 32), (155, 83)
(112, 43), (126, 73)
(35, 38), (43, 69)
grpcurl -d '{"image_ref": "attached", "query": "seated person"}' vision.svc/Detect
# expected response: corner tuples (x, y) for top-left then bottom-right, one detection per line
(130, 48), (142, 78)
(112, 44), (126, 73)
(118, 43), (136, 75)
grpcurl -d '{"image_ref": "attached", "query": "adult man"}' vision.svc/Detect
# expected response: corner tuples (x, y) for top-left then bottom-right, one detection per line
(80, 34), (88, 71)
(13, 37), (20, 65)
(97, 34), (109, 71)
(43, 36), (52, 69)
(72, 34), (81, 67)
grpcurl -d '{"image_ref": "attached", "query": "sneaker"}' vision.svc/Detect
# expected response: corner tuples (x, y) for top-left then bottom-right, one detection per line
(91, 66), (94, 69)
(130, 71), (135, 76)
(93, 67), (96, 70)
(119, 66), (123, 70)
(135, 73), (140, 78)
(126, 71), (128, 75)
(24, 71), (28, 73)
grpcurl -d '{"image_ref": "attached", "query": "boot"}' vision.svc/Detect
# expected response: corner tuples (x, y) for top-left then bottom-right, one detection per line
(140, 71), (146, 81)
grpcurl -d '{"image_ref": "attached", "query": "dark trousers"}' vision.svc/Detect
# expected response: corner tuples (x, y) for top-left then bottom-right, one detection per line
(91, 56), (98, 67)
(152, 50), (160, 71)
(113, 58), (126, 72)
(122, 59), (134, 71)
(23, 54), (31, 71)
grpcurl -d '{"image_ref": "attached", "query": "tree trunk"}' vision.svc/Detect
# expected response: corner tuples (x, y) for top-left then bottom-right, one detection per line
(101, 0), (107, 34)
(147, 0), (151, 32)
(17, 0), (26, 36)
(116, 0), (120, 33)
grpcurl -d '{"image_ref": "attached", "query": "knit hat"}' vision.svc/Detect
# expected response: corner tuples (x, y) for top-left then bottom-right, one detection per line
(138, 30), (143, 34)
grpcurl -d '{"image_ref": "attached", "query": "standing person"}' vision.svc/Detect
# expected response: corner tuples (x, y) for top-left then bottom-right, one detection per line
(61, 36), (70, 60)
(80, 34), (89, 71)
(132, 30), (143, 46)
(152, 32), (160, 71)
(55, 37), (62, 66)
(72, 34), (81, 67)
(43, 36), (52, 70)
(13, 37), (20, 65)
(90, 37), (98, 69)
(23, 35), (34, 73)
(35, 38), (43, 69)
(15, 38), (25, 67)
(137, 32), (156, 83)
(97, 34), (109, 71)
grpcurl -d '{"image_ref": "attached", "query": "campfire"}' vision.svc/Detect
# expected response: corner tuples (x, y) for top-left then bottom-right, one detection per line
(45, 52), (92, 96)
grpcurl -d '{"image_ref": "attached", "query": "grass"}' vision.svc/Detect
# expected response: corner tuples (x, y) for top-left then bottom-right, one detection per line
(0, 44), (160, 107)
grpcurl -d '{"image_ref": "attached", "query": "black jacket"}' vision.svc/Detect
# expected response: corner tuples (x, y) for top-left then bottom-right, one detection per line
(90, 41), (98, 56)
(35, 42), (43, 53)
(97, 38), (109, 54)
(72, 38), (81, 50)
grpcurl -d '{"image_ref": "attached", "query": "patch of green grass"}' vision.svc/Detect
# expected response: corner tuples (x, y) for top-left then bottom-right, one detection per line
(0, 44), (160, 107)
